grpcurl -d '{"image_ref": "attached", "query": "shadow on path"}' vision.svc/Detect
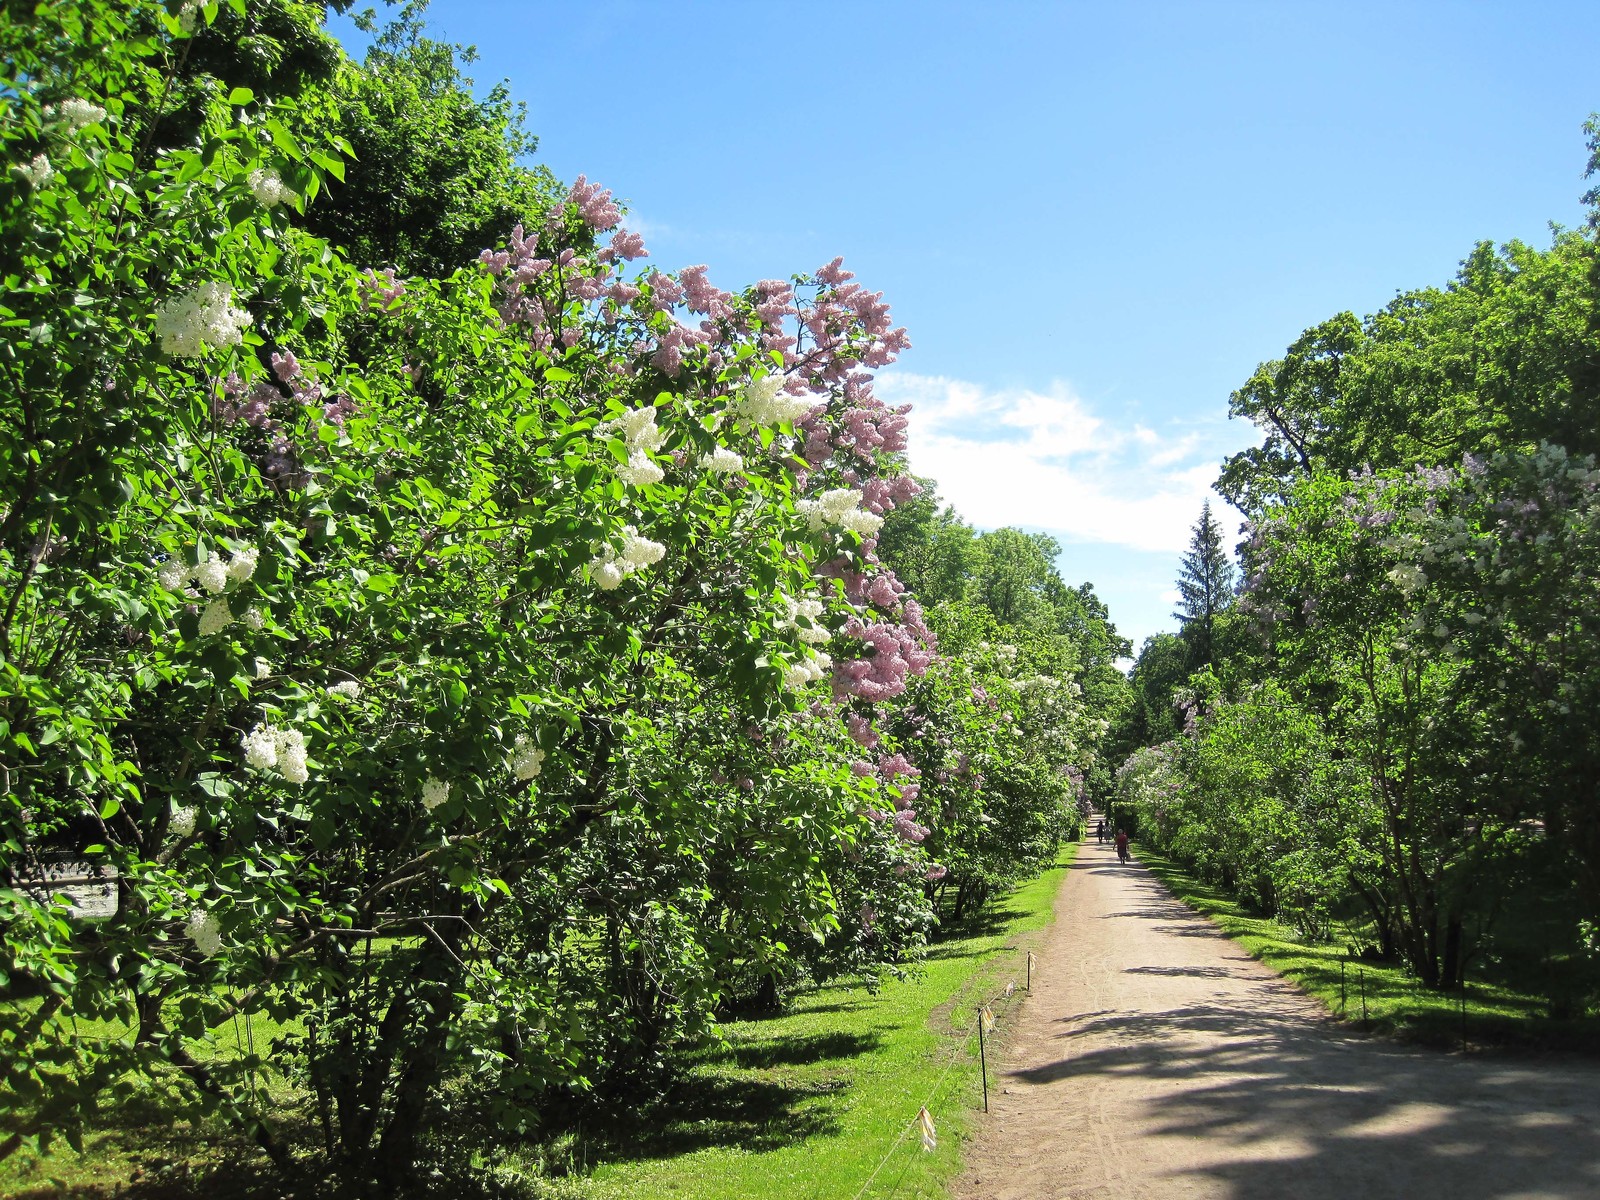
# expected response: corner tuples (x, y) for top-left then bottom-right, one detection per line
(959, 840), (1600, 1200)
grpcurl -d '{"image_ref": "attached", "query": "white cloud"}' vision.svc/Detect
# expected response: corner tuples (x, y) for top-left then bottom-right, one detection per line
(877, 372), (1248, 555)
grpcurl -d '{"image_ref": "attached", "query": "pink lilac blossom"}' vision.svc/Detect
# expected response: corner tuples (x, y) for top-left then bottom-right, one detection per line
(647, 271), (685, 311)
(610, 229), (648, 260)
(680, 265), (736, 320)
(567, 175), (622, 229)
(358, 268), (406, 310)
(270, 351), (300, 383)
(877, 753), (920, 781)
(891, 809), (929, 844)
(846, 712), (880, 748)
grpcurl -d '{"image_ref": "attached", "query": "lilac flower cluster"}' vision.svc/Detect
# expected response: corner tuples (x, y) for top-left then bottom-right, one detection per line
(474, 175), (940, 845)
(833, 612), (936, 702)
(358, 268), (406, 311)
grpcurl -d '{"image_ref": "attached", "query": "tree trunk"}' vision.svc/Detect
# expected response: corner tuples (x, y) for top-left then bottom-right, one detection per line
(1440, 911), (1464, 989)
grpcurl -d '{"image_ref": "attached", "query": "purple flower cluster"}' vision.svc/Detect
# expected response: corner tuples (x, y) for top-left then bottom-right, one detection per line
(846, 712), (880, 748)
(833, 611), (936, 702)
(565, 175), (621, 230)
(358, 268), (406, 311)
(891, 809), (929, 844)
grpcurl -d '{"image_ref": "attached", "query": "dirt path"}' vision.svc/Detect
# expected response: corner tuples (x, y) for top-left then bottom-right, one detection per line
(956, 840), (1600, 1200)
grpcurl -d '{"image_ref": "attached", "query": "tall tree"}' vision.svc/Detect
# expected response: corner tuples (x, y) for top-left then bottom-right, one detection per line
(1174, 501), (1236, 668)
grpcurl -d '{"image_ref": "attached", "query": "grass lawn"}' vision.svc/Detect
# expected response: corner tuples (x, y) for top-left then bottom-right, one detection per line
(1, 849), (1076, 1199)
(0, 1008), (300, 1199)
(558, 846), (1074, 1200)
(1137, 847), (1600, 1052)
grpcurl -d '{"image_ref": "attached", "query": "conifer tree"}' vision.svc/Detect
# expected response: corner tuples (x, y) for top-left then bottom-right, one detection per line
(1173, 500), (1236, 667)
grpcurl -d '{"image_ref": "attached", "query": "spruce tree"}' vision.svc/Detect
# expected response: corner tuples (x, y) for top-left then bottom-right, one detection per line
(1173, 500), (1236, 667)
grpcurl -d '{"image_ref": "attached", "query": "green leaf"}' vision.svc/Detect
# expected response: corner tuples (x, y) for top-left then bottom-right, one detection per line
(226, 87), (255, 106)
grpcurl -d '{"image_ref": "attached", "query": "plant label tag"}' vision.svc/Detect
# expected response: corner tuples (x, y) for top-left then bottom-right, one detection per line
(21, 860), (119, 920)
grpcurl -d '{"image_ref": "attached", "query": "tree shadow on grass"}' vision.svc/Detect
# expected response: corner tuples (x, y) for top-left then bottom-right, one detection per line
(3, 1103), (314, 1200)
(929, 901), (1027, 945)
(562, 1069), (849, 1165)
(708, 1028), (884, 1070)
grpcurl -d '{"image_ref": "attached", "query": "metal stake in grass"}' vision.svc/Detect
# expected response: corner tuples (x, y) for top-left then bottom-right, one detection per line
(1360, 968), (1368, 1025)
(1459, 980), (1468, 1052)
(978, 1004), (995, 1114)
(1340, 957), (1346, 1010)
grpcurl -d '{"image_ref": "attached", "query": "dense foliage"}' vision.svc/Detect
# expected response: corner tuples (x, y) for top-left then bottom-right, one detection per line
(0, 3), (1122, 1193)
(1116, 137), (1600, 1017)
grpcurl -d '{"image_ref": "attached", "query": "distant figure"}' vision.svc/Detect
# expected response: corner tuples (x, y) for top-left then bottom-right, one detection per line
(1095, 819), (1106, 844)
(1115, 829), (1130, 864)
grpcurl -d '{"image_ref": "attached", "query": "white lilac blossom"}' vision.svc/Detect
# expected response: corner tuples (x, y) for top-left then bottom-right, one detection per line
(250, 658), (272, 681)
(197, 597), (232, 636)
(326, 680), (361, 701)
(591, 557), (626, 590)
(195, 557), (229, 595)
(797, 488), (884, 536)
(184, 909), (223, 958)
(276, 729), (309, 784)
(736, 375), (813, 428)
(242, 606), (266, 631)
(420, 777), (450, 812)
(17, 154), (52, 189)
(157, 558), (190, 592)
(154, 282), (253, 357)
(247, 168), (295, 209)
(177, 0), (201, 32)
(1386, 563), (1426, 594)
(170, 806), (197, 838)
(699, 446), (744, 474)
(226, 547), (259, 584)
(242, 724), (279, 770)
(777, 594), (831, 644)
(44, 98), (106, 133)
(615, 453), (665, 488)
(783, 651), (833, 690)
(241, 723), (309, 784)
(163, 547), (256, 596)
(587, 526), (666, 590)
(599, 405), (667, 488)
(509, 734), (545, 781)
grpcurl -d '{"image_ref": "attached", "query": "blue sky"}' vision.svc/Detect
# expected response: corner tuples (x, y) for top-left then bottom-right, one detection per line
(334, 1), (1599, 654)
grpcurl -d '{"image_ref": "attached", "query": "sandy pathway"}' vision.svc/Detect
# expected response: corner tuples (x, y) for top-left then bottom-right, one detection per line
(956, 840), (1600, 1200)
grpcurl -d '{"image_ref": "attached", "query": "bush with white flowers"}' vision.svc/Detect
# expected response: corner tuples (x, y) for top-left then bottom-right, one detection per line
(0, 4), (968, 1192)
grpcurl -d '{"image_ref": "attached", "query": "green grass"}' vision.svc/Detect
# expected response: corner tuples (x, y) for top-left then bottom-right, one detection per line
(0, 853), (1075, 1199)
(555, 847), (1075, 1200)
(0, 1007), (301, 1199)
(1137, 848), (1600, 1051)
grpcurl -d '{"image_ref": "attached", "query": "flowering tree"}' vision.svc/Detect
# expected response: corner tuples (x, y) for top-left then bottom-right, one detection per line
(870, 610), (1097, 919)
(0, 4), (959, 1189)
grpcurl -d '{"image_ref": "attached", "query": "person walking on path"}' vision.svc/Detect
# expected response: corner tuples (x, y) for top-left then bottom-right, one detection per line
(1095, 819), (1106, 844)
(1115, 828), (1130, 863)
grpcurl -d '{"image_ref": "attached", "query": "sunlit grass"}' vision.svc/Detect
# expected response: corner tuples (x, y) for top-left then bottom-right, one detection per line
(548, 848), (1074, 1200)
